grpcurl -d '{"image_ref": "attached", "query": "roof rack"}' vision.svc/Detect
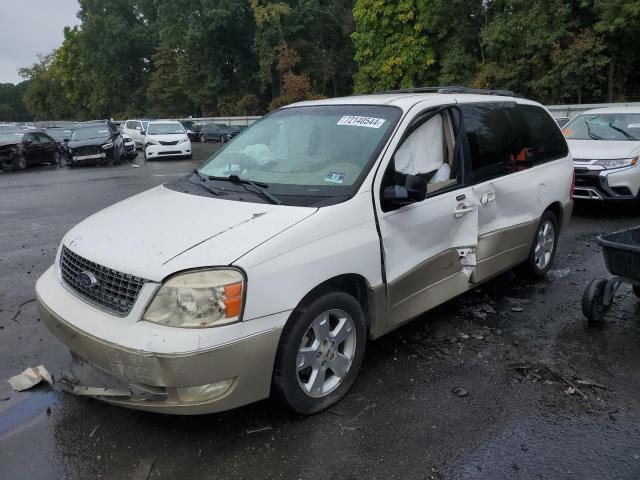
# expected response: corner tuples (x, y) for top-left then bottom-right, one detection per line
(375, 85), (519, 98)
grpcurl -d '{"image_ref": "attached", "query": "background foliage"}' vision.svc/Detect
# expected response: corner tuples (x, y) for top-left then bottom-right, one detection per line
(11, 0), (640, 120)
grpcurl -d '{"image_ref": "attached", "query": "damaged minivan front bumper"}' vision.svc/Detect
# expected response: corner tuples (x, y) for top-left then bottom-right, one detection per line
(35, 266), (287, 415)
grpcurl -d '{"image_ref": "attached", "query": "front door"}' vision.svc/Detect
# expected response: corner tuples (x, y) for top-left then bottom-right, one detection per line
(377, 107), (479, 328)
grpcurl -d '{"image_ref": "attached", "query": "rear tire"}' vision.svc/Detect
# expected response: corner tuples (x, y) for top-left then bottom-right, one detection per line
(516, 210), (558, 279)
(272, 290), (367, 415)
(582, 279), (609, 325)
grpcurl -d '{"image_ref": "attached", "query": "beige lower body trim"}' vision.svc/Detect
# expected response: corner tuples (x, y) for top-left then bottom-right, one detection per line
(369, 219), (543, 339)
(386, 249), (468, 330)
(472, 220), (538, 283)
(37, 294), (282, 415)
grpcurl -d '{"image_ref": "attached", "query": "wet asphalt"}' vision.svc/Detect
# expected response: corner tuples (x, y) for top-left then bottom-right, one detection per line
(1, 144), (640, 479)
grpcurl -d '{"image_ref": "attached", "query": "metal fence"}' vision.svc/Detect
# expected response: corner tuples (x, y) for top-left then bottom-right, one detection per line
(546, 102), (640, 119)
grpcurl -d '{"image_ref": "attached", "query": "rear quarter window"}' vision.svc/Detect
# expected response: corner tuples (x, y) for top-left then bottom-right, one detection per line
(512, 104), (568, 164)
(462, 102), (569, 184)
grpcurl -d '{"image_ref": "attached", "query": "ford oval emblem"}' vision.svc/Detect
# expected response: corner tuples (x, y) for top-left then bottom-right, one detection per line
(77, 271), (98, 288)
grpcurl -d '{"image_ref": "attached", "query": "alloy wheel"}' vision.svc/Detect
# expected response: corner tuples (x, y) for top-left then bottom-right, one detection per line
(534, 219), (555, 270)
(296, 309), (356, 398)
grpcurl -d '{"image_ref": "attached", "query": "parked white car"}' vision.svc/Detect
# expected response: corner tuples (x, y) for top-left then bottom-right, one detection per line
(36, 89), (573, 415)
(563, 107), (640, 201)
(143, 121), (191, 160)
(122, 119), (151, 148)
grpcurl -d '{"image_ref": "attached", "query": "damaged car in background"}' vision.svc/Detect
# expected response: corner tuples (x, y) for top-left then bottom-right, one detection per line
(1, 129), (62, 171)
(66, 121), (126, 167)
(35, 87), (573, 415)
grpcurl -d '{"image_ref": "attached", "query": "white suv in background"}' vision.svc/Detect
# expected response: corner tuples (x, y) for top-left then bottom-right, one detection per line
(36, 88), (573, 416)
(563, 107), (640, 201)
(143, 120), (191, 160)
(122, 119), (151, 148)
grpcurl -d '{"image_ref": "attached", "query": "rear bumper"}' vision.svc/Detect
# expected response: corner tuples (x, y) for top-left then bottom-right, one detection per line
(36, 267), (286, 414)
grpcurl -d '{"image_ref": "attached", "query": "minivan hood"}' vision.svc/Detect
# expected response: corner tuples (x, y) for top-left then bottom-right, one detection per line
(62, 185), (317, 281)
(567, 139), (640, 160)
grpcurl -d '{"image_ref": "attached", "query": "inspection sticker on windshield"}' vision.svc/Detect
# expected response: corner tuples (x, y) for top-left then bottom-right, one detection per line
(325, 171), (345, 184)
(337, 116), (386, 129)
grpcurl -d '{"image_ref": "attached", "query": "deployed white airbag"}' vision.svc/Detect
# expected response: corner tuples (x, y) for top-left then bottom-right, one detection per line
(395, 115), (444, 176)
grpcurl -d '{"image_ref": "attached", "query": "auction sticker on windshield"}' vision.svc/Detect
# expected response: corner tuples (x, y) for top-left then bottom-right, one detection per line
(337, 116), (386, 128)
(324, 171), (345, 184)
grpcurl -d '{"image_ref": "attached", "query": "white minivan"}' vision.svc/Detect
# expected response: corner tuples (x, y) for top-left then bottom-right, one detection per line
(122, 119), (151, 148)
(36, 89), (573, 415)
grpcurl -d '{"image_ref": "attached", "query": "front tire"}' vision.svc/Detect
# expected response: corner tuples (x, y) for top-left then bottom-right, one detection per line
(516, 210), (558, 279)
(272, 290), (367, 415)
(200, 135), (206, 143)
(633, 285), (640, 299)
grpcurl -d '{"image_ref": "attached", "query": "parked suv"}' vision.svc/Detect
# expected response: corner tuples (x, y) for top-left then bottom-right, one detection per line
(66, 121), (126, 166)
(563, 107), (640, 201)
(199, 123), (228, 143)
(36, 88), (573, 416)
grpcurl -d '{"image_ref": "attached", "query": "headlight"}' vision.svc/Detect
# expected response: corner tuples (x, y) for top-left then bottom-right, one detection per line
(595, 157), (638, 169)
(101, 142), (114, 150)
(142, 269), (245, 328)
(179, 137), (189, 144)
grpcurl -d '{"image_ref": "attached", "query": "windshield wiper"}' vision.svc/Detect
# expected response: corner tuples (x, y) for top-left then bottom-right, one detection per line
(189, 170), (223, 196)
(608, 122), (637, 141)
(585, 122), (602, 140)
(227, 174), (283, 205)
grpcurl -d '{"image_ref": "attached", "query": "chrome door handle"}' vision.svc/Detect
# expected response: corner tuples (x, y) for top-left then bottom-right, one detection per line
(480, 191), (496, 207)
(454, 203), (475, 218)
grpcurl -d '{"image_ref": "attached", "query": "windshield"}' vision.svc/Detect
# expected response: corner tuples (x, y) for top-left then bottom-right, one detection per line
(71, 126), (110, 140)
(564, 113), (640, 141)
(0, 132), (22, 142)
(197, 105), (401, 197)
(46, 128), (73, 141)
(147, 123), (185, 135)
(0, 124), (19, 132)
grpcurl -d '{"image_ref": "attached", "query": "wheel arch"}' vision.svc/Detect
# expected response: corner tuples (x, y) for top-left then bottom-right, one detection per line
(545, 201), (563, 230)
(287, 273), (373, 334)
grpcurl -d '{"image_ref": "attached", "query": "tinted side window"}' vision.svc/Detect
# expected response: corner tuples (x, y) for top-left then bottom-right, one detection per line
(512, 105), (568, 164)
(461, 103), (517, 183)
(125, 121), (133, 129)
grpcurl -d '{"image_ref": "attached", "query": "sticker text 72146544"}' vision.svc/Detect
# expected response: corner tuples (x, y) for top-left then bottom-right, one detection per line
(337, 116), (386, 129)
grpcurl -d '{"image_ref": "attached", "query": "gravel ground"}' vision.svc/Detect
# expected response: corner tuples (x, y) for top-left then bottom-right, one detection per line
(1, 144), (640, 479)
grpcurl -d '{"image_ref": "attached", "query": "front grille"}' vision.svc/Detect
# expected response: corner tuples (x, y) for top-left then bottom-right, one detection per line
(159, 151), (181, 155)
(73, 146), (101, 156)
(575, 173), (601, 188)
(60, 246), (148, 316)
(159, 140), (178, 146)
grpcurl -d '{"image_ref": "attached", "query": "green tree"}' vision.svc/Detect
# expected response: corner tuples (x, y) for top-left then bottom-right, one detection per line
(19, 54), (71, 120)
(147, 44), (195, 117)
(352, 0), (436, 92)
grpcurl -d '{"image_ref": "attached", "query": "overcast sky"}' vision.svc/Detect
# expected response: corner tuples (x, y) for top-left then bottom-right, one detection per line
(0, 0), (80, 84)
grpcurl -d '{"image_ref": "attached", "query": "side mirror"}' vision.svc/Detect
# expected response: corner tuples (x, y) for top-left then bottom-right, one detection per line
(63, 138), (69, 143)
(141, 130), (146, 135)
(383, 174), (427, 207)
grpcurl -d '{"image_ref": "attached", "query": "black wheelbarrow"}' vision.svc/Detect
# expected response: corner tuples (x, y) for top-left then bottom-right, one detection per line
(582, 226), (640, 325)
